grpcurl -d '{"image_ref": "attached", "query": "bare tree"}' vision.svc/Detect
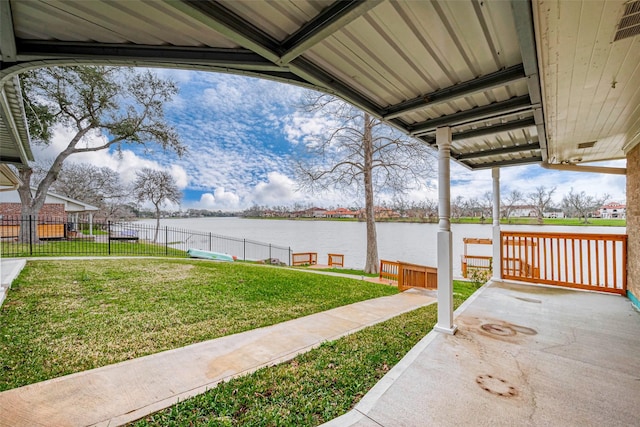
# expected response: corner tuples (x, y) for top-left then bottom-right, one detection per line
(502, 189), (524, 222)
(295, 94), (436, 273)
(479, 191), (494, 222)
(451, 195), (466, 221)
(134, 168), (182, 242)
(50, 163), (123, 203)
(562, 188), (609, 223)
(18, 66), (184, 242)
(527, 186), (556, 224)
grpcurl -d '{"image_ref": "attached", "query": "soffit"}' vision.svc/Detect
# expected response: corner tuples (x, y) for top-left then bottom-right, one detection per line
(534, 0), (640, 165)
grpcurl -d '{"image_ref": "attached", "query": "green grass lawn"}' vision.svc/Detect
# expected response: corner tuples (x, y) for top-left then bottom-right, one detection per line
(303, 267), (379, 277)
(0, 240), (186, 257)
(0, 259), (397, 391)
(130, 280), (478, 426)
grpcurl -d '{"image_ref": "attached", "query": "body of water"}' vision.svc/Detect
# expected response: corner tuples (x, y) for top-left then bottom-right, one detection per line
(139, 217), (625, 277)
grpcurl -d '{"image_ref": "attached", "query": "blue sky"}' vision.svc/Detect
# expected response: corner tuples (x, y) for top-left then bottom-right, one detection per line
(37, 69), (627, 211)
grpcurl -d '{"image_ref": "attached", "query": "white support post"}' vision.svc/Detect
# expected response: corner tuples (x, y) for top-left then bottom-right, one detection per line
(89, 213), (94, 236)
(492, 168), (502, 280)
(434, 127), (457, 335)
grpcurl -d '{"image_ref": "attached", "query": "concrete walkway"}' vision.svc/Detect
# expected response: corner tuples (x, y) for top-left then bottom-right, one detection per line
(0, 285), (435, 427)
(325, 280), (640, 427)
(0, 258), (26, 308)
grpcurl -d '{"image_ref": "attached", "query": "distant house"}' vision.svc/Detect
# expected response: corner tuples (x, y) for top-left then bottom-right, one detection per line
(509, 205), (537, 217)
(325, 207), (357, 218)
(357, 206), (401, 220)
(600, 202), (626, 219)
(543, 208), (565, 218)
(289, 207), (326, 218)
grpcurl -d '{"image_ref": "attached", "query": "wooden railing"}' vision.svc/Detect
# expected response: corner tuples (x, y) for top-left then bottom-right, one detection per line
(461, 255), (492, 278)
(327, 253), (344, 267)
(292, 252), (317, 266)
(379, 260), (399, 282)
(501, 231), (627, 295)
(379, 260), (437, 291)
(398, 261), (437, 292)
(461, 237), (492, 278)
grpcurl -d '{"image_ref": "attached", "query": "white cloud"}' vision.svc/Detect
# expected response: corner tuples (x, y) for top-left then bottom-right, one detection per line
(252, 172), (296, 204)
(33, 125), (190, 198)
(198, 193), (215, 208)
(169, 164), (189, 189)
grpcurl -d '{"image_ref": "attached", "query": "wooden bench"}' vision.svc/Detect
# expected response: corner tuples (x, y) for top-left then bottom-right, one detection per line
(292, 252), (317, 265)
(327, 253), (344, 267)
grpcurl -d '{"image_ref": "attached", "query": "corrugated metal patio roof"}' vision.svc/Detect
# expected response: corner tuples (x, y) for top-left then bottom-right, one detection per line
(0, 1), (637, 171)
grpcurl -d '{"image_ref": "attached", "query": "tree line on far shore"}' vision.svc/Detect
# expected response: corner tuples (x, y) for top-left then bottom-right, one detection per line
(239, 185), (614, 225)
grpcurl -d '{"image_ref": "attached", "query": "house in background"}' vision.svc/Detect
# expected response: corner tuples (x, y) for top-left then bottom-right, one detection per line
(0, 188), (99, 238)
(600, 202), (626, 219)
(508, 205), (537, 218)
(543, 207), (565, 218)
(325, 207), (357, 218)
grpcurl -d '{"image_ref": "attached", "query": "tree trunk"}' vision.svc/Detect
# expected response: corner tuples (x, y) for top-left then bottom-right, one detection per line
(154, 205), (161, 243)
(16, 168), (46, 243)
(15, 128), (92, 243)
(363, 113), (379, 274)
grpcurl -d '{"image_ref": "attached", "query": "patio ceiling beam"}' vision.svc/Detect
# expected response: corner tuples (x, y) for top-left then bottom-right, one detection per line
(290, 56), (385, 118)
(466, 155), (543, 170)
(0, 0), (16, 63)
(420, 116), (537, 144)
(383, 64), (526, 120)
(451, 116), (536, 141)
(15, 40), (285, 72)
(279, 0), (383, 65)
(169, 0), (281, 63)
(511, 0), (548, 162)
(455, 141), (541, 161)
(409, 95), (533, 136)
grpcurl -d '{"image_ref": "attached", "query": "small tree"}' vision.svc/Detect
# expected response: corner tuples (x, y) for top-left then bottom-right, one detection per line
(562, 188), (609, 223)
(134, 168), (182, 242)
(527, 186), (556, 224)
(18, 66), (184, 242)
(295, 94), (435, 273)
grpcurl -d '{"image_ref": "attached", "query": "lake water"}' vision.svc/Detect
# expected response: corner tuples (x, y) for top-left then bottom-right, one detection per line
(138, 217), (625, 277)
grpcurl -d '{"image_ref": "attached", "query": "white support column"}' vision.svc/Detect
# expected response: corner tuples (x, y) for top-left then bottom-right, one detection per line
(89, 213), (94, 236)
(434, 127), (457, 335)
(492, 168), (502, 280)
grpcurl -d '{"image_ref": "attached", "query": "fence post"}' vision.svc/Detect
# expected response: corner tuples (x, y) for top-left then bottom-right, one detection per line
(165, 226), (168, 256)
(269, 244), (272, 260)
(243, 239), (246, 261)
(289, 247), (291, 266)
(209, 232), (212, 251)
(29, 215), (33, 256)
(107, 221), (111, 255)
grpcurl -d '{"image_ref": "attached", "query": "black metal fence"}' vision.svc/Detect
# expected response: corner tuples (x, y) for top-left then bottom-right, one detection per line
(0, 216), (292, 264)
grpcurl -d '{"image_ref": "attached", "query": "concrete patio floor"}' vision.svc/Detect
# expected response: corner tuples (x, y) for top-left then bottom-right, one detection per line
(326, 280), (640, 427)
